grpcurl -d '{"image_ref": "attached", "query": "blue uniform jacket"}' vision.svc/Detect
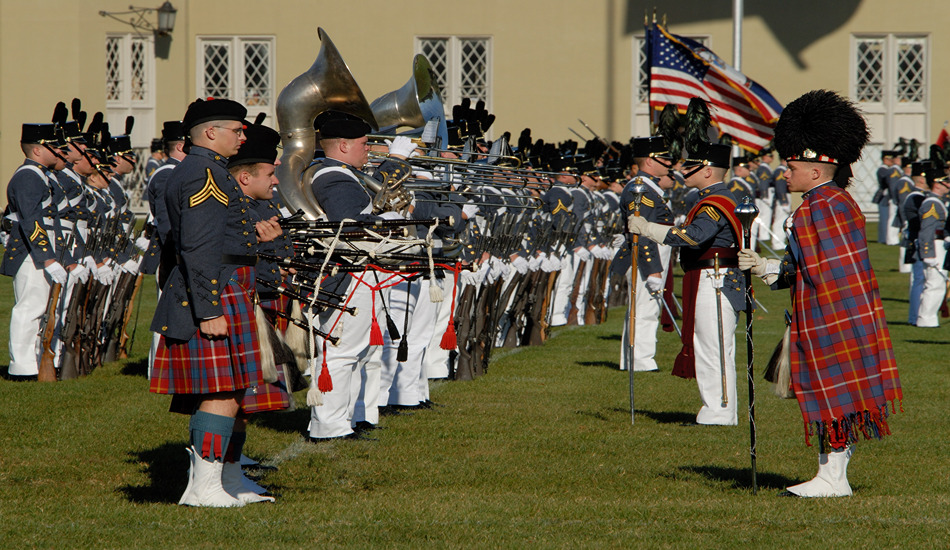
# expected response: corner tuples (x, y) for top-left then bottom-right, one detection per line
(150, 146), (259, 340)
(1, 160), (58, 275)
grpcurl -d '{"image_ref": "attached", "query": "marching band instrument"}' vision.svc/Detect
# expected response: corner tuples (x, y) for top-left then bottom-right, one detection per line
(275, 27), (379, 220)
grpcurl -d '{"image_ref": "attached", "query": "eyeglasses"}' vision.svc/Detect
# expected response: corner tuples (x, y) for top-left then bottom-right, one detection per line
(214, 125), (245, 136)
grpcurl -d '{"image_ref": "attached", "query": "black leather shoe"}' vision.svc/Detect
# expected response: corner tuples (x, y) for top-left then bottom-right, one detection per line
(380, 405), (413, 416)
(8, 374), (38, 382)
(354, 421), (386, 433)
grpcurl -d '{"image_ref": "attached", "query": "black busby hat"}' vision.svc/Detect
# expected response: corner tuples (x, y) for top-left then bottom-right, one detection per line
(229, 116), (281, 168)
(161, 120), (187, 143)
(182, 97), (247, 131)
(773, 90), (869, 167)
(314, 110), (372, 139)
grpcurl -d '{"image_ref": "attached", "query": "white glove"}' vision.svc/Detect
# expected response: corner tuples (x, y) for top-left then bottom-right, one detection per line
(627, 215), (649, 235)
(574, 247), (591, 262)
(96, 263), (115, 285)
(611, 234), (625, 248)
(120, 257), (141, 274)
(627, 215), (672, 244)
(44, 261), (68, 285)
(83, 255), (98, 272)
(738, 248), (780, 283)
(645, 276), (663, 292)
(70, 264), (90, 284)
(527, 255), (542, 271)
(462, 204), (479, 219)
(924, 257), (939, 267)
(511, 255), (529, 275)
(412, 170), (433, 180)
(135, 236), (150, 251)
(385, 136), (417, 158)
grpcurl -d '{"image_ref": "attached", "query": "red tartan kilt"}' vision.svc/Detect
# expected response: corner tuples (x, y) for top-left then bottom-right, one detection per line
(150, 267), (265, 395)
(241, 364), (292, 414)
(260, 294), (292, 333)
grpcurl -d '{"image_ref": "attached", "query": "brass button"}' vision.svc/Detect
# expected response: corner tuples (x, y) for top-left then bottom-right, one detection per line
(162, 325), (168, 331)
(214, 155), (221, 161)
(181, 301), (188, 306)
(211, 279), (218, 284)
(212, 290), (218, 295)
(212, 300), (219, 306)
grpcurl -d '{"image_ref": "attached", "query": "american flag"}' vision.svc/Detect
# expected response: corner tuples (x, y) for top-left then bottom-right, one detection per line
(647, 23), (783, 152)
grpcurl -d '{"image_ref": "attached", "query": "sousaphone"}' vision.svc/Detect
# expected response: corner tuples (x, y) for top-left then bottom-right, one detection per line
(370, 54), (448, 148)
(275, 27), (378, 220)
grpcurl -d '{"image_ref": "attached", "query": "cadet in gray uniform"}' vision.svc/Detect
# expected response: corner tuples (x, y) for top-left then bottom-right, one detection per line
(914, 163), (949, 328)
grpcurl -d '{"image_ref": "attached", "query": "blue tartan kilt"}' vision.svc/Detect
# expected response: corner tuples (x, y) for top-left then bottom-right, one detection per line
(150, 266), (265, 396)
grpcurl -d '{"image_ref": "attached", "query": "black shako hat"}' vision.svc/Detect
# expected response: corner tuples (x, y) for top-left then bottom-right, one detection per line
(161, 120), (187, 143)
(315, 110), (371, 139)
(911, 160), (936, 181)
(773, 89), (869, 166)
(182, 98), (247, 131)
(228, 122), (280, 168)
(21, 123), (58, 144)
(685, 142), (732, 169)
(632, 136), (671, 159)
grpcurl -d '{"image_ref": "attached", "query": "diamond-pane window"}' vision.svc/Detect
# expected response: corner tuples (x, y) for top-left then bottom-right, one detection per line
(130, 39), (147, 101)
(459, 39), (489, 103)
(420, 39), (448, 104)
(244, 41), (271, 106)
(855, 39), (884, 103)
(203, 43), (231, 99)
(106, 37), (122, 101)
(417, 36), (491, 116)
(897, 39), (925, 104)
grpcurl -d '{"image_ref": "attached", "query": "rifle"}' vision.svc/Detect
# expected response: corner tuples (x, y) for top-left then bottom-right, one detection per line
(566, 257), (586, 326)
(117, 271), (143, 359)
(37, 233), (74, 382)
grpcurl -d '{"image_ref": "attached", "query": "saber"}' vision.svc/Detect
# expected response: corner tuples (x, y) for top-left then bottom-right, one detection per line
(627, 181), (647, 425)
(712, 252), (727, 407)
(736, 196), (759, 495)
(651, 289), (681, 337)
(752, 219), (784, 260)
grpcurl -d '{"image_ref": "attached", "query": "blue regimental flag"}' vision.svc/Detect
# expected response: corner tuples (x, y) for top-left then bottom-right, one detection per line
(647, 22), (783, 152)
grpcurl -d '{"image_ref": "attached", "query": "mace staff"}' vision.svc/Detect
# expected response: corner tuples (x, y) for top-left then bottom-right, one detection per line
(735, 196), (759, 495)
(627, 181), (647, 425)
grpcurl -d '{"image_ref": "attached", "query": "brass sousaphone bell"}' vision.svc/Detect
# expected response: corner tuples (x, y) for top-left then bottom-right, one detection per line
(275, 27), (379, 220)
(369, 54), (448, 149)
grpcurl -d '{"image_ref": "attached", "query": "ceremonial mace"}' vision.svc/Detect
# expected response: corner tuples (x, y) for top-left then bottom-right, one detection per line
(627, 182), (647, 425)
(735, 196), (759, 495)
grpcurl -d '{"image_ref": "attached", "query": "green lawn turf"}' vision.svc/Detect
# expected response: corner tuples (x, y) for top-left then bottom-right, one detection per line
(0, 222), (947, 548)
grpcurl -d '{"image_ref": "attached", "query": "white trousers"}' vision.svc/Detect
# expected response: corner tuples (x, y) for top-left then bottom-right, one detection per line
(752, 195), (772, 249)
(308, 282), (382, 438)
(148, 278), (163, 379)
(424, 276), (453, 379)
(692, 271), (739, 425)
(916, 247), (948, 328)
(771, 202), (790, 250)
(9, 260), (51, 376)
(573, 254), (593, 326)
(886, 205), (900, 245)
(620, 244), (672, 372)
(549, 255), (574, 326)
(380, 278), (438, 406)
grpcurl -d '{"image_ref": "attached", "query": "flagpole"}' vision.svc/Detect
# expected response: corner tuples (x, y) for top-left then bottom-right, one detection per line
(733, 0), (743, 70)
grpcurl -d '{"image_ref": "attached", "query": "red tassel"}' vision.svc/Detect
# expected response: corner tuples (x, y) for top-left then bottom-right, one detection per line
(440, 320), (457, 350)
(440, 269), (459, 350)
(370, 314), (384, 346)
(317, 344), (333, 392)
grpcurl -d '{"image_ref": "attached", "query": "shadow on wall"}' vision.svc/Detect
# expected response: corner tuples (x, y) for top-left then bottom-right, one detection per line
(622, 0), (864, 69)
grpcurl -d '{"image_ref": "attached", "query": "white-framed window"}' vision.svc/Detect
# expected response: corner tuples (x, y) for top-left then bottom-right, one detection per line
(416, 36), (492, 114)
(851, 34), (929, 218)
(106, 34), (154, 109)
(197, 36), (275, 123)
(631, 34), (709, 137)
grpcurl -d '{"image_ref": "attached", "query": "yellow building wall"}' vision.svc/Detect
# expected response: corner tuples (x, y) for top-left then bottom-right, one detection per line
(1, 0), (947, 207)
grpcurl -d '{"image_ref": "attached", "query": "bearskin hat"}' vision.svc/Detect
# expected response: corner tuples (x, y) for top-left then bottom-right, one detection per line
(773, 90), (869, 167)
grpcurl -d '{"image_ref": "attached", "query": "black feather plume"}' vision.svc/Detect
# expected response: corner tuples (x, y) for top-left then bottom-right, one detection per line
(254, 112), (266, 126)
(88, 112), (103, 136)
(52, 102), (68, 126)
(71, 98), (81, 121)
(125, 116), (134, 136)
(684, 97), (712, 156)
(657, 104), (683, 160)
(77, 111), (87, 132)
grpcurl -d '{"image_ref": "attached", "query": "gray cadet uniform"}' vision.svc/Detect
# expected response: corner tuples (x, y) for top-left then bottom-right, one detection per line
(914, 192), (947, 327)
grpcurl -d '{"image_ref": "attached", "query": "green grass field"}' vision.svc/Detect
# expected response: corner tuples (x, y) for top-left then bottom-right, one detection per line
(0, 223), (947, 548)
